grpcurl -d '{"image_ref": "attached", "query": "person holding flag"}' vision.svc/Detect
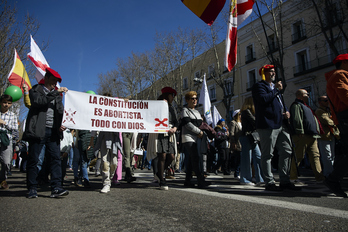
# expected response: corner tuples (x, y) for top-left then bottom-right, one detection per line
(23, 67), (69, 198)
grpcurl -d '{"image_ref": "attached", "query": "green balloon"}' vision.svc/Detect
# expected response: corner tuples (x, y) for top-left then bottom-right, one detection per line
(86, 90), (96, 95)
(4, 85), (22, 102)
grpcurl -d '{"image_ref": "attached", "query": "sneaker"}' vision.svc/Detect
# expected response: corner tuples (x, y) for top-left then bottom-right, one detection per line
(50, 188), (69, 198)
(27, 189), (38, 199)
(152, 178), (159, 183)
(234, 175), (240, 180)
(95, 171), (101, 177)
(0, 180), (9, 190)
(265, 183), (283, 192)
(280, 182), (302, 191)
(290, 179), (305, 185)
(240, 182), (255, 186)
(324, 179), (348, 198)
(100, 185), (110, 193)
(159, 180), (168, 190)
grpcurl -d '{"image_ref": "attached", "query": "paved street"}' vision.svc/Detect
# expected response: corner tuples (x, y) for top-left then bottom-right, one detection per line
(1, 167), (348, 231)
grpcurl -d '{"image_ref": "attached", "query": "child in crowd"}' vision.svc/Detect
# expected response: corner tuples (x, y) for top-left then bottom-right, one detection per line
(0, 94), (18, 190)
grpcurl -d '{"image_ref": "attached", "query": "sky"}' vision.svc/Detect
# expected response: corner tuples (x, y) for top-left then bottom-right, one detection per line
(13, 0), (231, 94)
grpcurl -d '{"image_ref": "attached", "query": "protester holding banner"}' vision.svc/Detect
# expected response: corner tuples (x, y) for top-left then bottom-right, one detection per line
(154, 87), (178, 191)
(181, 91), (210, 189)
(23, 67), (69, 198)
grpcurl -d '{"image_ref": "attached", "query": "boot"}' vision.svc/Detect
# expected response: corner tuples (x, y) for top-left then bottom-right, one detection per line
(125, 168), (136, 183)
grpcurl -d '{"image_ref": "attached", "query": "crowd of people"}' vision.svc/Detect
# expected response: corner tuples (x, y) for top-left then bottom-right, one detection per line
(0, 54), (347, 199)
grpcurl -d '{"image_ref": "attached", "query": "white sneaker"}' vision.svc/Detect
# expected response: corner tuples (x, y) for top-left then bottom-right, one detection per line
(100, 185), (110, 193)
(240, 182), (255, 186)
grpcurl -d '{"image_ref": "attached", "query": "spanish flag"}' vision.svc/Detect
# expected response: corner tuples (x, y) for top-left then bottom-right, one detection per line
(7, 49), (32, 92)
(181, 0), (226, 26)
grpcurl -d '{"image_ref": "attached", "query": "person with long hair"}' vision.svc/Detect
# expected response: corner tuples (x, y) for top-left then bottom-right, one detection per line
(239, 97), (264, 185)
(154, 87), (178, 190)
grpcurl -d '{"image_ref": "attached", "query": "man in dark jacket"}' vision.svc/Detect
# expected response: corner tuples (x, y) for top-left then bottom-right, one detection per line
(24, 68), (69, 198)
(289, 89), (324, 183)
(252, 65), (300, 191)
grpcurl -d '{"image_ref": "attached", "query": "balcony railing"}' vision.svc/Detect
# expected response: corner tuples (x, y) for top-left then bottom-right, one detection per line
(292, 29), (307, 44)
(245, 52), (256, 64)
(292, 51), (348, 76)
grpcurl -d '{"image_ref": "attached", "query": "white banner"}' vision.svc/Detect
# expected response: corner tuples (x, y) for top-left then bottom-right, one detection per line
(62, 90), (169, 133)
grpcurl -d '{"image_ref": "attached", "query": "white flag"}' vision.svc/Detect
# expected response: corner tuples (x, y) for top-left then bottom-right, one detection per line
(27, 35), (50, 83)
(212, 105), (222, 128)
(199, 74), (213, 125)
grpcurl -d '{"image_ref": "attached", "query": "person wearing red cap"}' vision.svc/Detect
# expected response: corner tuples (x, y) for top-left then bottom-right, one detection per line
(153, 87), (178, 190)
(252, 65), (300, 191)
(324, 54), (348, 198)
(23, 68), (69, 198)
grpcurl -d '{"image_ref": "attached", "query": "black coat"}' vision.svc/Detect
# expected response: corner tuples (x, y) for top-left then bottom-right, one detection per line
(23, 84), (64, 142)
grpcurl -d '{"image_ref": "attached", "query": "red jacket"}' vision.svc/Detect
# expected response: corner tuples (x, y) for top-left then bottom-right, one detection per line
(325, 69), (348, 124)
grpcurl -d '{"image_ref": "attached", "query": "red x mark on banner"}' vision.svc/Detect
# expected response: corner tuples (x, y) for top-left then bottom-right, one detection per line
(155, 118), (168, 127)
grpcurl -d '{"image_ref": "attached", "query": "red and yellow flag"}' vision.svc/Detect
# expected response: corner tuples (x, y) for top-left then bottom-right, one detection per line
(7, 49), (32, 92)
(181, 0), (226, 26)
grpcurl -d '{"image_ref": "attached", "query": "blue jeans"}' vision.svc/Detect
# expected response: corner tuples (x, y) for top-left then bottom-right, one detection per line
(36, 144), (46, 172)
(27, 128), (62, 190)
(68, 148), (74, 168)
(239, 136), (264, 183)
(73, 145), (89, 180)
(318, 139), (335, 177)
(141, 150), (151, 168)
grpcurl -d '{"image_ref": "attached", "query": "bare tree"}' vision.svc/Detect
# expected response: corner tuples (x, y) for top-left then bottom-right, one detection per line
(298, 0), (348, 56)
(0, 0), (48, 125)
(253, 0), (288, 91)
(0, 0), (43, 93)
(96, 69), (126, 97)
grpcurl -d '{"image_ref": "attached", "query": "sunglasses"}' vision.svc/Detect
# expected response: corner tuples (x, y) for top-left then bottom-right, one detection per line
(191, 98), (198, 100)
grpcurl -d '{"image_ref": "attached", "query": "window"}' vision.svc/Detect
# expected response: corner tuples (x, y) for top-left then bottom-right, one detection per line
(292, 20), (306, 43)
(245, 44), (255, 63)
(208, 64), (215, 79)
(295, 50), (309, 73)
(182, 96), (187, 106)
(209, 85), (216, 100)
(323, 1), (342, 27)
(183, 77), (188, 89)
(225, 78), (233, 96)
(247, 69), (257, 90)
(267, 34), (278, 53)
